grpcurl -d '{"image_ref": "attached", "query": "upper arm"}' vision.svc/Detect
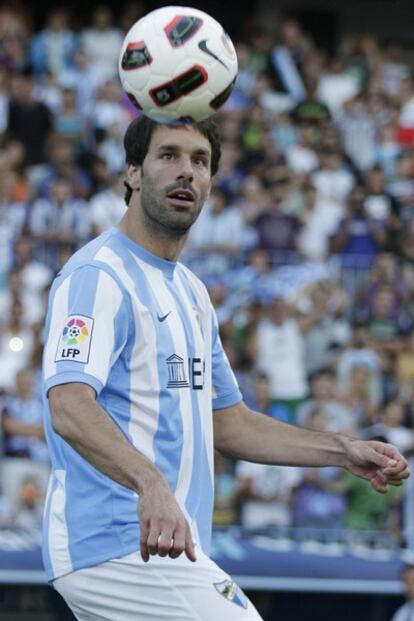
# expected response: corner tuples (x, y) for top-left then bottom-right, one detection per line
(210, 306), (242, 409)
(213, 400), (249, 450)
(43, 265), (128, 398)
(48, 382), (97, 432)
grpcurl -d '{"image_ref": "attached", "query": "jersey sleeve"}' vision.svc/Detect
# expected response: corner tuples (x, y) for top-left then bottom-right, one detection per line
(211, 306), (242, 410)
(43, 264), (128, 397)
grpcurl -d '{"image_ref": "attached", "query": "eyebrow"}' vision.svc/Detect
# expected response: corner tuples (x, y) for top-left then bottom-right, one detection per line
(157, 144), (211, 158)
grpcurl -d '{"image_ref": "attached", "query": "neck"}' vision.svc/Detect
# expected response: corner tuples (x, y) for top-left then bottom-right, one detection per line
(118, 205), (187, 262)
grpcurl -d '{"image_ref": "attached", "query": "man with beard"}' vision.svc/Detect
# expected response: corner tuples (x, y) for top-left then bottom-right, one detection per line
(42, 117), (409, 620)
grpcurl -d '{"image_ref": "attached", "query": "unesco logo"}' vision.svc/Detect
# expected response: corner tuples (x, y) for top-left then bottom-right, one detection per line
(166, 354), (204, 390)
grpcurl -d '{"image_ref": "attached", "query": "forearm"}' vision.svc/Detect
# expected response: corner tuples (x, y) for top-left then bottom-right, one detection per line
(49, 385), (167, 495)
(214, 403), (348, 468)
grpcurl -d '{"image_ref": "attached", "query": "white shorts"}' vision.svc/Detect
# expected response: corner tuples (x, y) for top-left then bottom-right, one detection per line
(53, 549), (263, 621)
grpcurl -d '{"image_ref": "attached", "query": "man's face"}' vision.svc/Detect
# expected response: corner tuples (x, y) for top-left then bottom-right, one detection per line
(136, 125), (212, 237)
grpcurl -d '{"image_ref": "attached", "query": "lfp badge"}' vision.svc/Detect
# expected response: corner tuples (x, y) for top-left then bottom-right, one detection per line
(55, 315), (94, 363)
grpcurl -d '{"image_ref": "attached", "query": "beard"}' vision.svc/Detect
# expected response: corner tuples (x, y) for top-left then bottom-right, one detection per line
(140, 171), (206, 239)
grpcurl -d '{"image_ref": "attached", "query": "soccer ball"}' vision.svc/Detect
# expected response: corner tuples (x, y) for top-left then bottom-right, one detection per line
(118, 5), (238, 123)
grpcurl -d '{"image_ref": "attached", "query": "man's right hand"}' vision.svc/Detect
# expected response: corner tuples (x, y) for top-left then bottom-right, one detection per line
(138, 477), (197, 563)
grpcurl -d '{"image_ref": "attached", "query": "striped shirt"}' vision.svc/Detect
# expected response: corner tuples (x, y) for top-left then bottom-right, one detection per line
(42, 227), (241, 581)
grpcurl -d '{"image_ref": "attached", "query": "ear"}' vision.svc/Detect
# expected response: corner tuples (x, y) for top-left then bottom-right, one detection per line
(126, 164), (141, 192)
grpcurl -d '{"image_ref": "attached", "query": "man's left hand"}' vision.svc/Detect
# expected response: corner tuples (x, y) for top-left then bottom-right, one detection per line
(343, 438), (410, 493)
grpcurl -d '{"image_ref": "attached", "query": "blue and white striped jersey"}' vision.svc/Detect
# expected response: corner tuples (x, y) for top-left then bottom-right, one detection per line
(42, 227), (242, 581)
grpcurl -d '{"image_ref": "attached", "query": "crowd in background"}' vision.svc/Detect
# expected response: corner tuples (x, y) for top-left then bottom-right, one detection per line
(1, 3), (414, 547)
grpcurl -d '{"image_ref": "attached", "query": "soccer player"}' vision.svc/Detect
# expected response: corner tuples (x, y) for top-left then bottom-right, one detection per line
(43, 117), (409, 621)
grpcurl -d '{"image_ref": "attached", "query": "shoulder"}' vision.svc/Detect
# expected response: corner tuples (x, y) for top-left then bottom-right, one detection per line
(177, 262), (210, 300)
(53, 230), (129, 295)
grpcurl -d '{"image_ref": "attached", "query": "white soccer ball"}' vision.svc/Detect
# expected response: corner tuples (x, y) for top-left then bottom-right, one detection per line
(118, 5), (238, 123)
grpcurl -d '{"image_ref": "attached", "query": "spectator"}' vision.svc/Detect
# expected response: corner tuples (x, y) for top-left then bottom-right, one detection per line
(380, 399), (414, 455)
(11, 475), (44, 531)
(340, 364), (381, 428)
(29, 175), (90, 267)
(213, 452), (238, 526)
(252, 180), (301, 258)
(336, 322), (383, 408)
(247, 294), (326, 422)
(53, 86), (85, 145)
(396, 331), (414, 403)
(342, 429), (402, 532)
(365, 286), (413, 358)
(284, 124), (319, 175)
(291, 465), (346, 530)
(391, 565), (414, 621)
(244, 372), (291, 423)
(310, 148), (354, 239)
(0, 169), (28, 281)
(291, 409), (347, 529)
(267, 17), (309, 104)
(7, 66), (53, 188)
(355, 252), (408, 320)
(363, 166), (401, 246)
(13, 235), (53, 321)
(297, 369), (356, 434)
(29, 8), (78, 79)
(374, 122), (402, 179)
(399, 220), (414, 266)
(188, 188), (249, 276)
(316, 56), (360, 118)
(329, 184), (389, 268)
(235, 457), (301, 529)
(340, 95), (377, 172)
(1, 367), (49, 511)
(89, 172), (127, 235)
(80, 5), (123, 80)
(0, 299), (34, 391)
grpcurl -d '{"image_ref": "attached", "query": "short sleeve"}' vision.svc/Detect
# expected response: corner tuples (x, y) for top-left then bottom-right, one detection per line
(43, 265), (128, 397)
(211, 307), (242, 410)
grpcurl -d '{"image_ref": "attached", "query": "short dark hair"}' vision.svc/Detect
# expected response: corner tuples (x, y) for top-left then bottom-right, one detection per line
(123, 116), (221, 204)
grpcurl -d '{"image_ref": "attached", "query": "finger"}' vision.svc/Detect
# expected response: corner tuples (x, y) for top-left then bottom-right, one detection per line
(140, 520), (150, 563)
(168, 525), (186, 559)
(383, 460), (410, 475)
(371, 474), (388, 494)
(385, 468), (411, 482)
(158, 528), (174, 557)
(184, 524), (197, 562)
(147, 522), (161, 557)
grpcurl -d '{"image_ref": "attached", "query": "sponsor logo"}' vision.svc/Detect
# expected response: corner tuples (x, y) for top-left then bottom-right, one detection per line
(157, 311), (172, 322)
(214, 579), (248, 609)
(55, 315), (94, 363)
(198, 39), (229, 70)
(166, 354), (204, 390)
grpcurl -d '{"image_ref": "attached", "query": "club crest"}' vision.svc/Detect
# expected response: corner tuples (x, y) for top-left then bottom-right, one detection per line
(213, 579), (248, 609)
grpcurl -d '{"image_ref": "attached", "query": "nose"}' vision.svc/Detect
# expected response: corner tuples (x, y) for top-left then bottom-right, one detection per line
(177, 155), (194, 182)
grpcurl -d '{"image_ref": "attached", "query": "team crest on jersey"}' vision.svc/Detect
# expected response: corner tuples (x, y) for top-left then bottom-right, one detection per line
(213, 579), (248, 609)
(55, 315), (94, 363)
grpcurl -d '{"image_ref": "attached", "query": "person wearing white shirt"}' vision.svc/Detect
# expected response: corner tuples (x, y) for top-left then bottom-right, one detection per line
(187, 188), (249, 276)
(89, 173), (127, 235)
(80, 6), (123, 79)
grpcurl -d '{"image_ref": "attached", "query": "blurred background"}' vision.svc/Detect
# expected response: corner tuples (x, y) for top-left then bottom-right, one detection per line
(2, 0), (414, 619)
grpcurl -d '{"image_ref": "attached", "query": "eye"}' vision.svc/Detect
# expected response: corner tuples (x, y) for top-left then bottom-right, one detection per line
(194, 156), (208, 168)
(161, 152), (175, 161)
